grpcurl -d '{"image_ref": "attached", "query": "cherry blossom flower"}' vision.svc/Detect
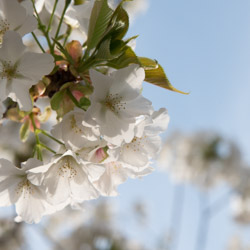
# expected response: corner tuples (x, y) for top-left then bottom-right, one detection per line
(86, 64), (153, 145)
(0, 0), (172, 224)
(0, 158), (53, 223)
(28, 150), (104, 206)
(0, 0), (37, 41)
(51, 108), (100, 151)
(110, 108), (169, 168)
(94, 161), (153, 196)
(46, 0), (79, 28)
(0, 31), (54, 110)
(23, 0), (79, 28)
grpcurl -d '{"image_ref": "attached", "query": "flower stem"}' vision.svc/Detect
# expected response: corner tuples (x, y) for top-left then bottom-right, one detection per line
(47, 0), (59, 33)
(31, 32), (45, 53)
(53, 0), (71, 49)
(31, 0), (54, 54)
(63, 25), (72, 46)
(39, 129), (64, 145)
(40, 143), (57, 154)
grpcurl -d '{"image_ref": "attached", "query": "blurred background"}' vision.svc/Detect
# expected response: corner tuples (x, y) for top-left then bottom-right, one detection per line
(1, 0), (250, 249)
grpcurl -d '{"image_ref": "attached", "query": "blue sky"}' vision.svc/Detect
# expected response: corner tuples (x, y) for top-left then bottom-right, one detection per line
(115, 0), (250, 249)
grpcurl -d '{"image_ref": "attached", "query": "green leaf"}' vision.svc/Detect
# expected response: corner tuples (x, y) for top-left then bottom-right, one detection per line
(94, 2), (129, 60)
(20, 120), (30, 142)
(107, 45), (139, 68)
(109, 39), (127, 56)
(95, 38), (113, 60)
(54, 54), (65, 62)
(50, 90), (65, 110)
(138, 57), (188, 94)
(107, 49), (187, 94)
(74, 0), (85, 4)
(75, 84), (93, 96)
(79, 97), (91, 110)
(95, 38), (129, 61)
(87, 0), (113, 52)
(108, 1), (129, 41)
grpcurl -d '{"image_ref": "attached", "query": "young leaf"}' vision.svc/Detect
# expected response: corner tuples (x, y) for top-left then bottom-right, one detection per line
(138, 57), (188, 94)
(79, 97), (91, 110)
(107, 45), (139, 68)
(108, 1), (129, 41)
(107, 49), (187, 94)
(87, 0), (113, 52)
(50, 90), (65, 110)
(95, 38), (113, 60)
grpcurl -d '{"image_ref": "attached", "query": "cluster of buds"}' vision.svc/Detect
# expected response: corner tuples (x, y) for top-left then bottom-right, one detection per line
(0, 0), (184, 223)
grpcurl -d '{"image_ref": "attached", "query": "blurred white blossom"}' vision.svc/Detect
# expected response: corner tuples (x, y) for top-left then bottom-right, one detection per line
(158, 132), (242, 189)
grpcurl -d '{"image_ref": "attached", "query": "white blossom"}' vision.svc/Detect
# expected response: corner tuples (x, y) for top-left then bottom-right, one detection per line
(0, 0), (170, 224)
(51, 108), (100, 151)
(0, 31), (54, 110)
(111, 108), (169, 168)
(158, 132), (242, 189)
(0, 0), (37, 41)
(226, 236), (250, 250)
(94, 161), (153, 196)
(0, 158), (53, 223)
(230, 195), (250, 225)
(86, 64), (153, 146)
(28, 150), (104, 206)
(47, 0), (79, 28)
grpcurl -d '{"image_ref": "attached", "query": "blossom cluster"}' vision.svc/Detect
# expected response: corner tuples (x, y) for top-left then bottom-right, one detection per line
(158, 132), (241, 189)
(0, 0), (177, 223)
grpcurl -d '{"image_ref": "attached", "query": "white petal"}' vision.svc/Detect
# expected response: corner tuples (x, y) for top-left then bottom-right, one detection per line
(94, 162), (128, 196)
(1, 0), (27, 30)
(0, 31), (25, 63)
(15, 184), (50, 224)
(124, 96), (153, 116)
(73, 1), (94, 33)
(0, 176), (20, 206)
(9, 79), (33, 111)
(51, 122), (63, 141)
(111, 64), (145, 93)
(89, 69), (111, 100)
(0, 158), (23, 179)
(21, 158), (43, 172)
(121, 145), (148, 168)
(16, 14), (37, 36)
(82, 162), (106, 181)
(69, 166), (99, 202)
(44, 164), (70, 205)
(145, 108), (170, 135)
(18, 52), (54, 81)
